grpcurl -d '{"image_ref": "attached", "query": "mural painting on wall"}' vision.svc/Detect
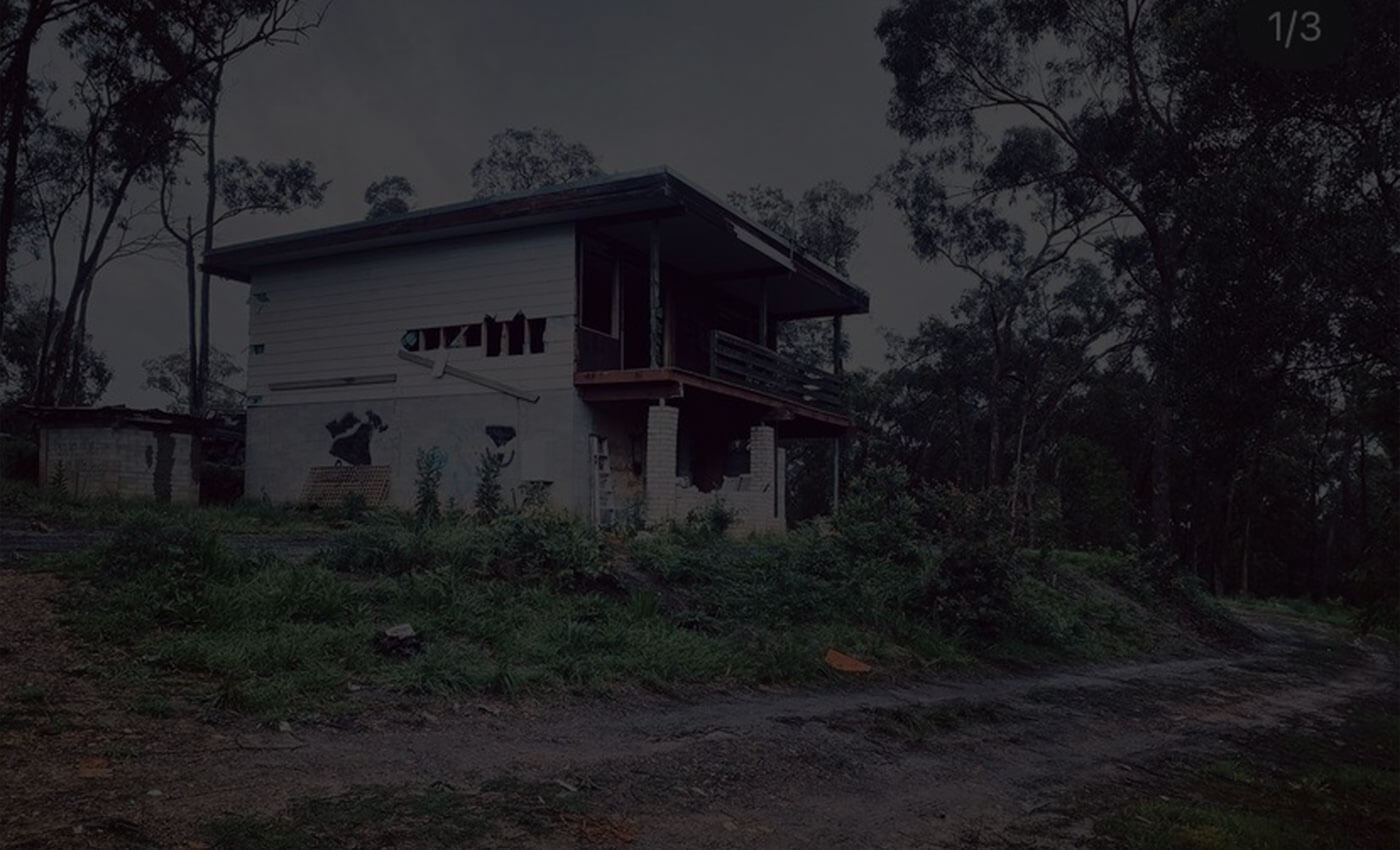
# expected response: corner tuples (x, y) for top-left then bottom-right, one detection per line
(326, 410), (389, 466)
(485, 424), (516, 467)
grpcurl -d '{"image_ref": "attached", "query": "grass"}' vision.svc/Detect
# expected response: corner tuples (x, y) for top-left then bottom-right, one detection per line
(1093, 700), (1400, 849)
(205, 779), (587, 849)
(42, 481), (1238, 719)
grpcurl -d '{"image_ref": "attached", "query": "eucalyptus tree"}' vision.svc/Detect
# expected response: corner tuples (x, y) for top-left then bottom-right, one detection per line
(364, 174), (415, 220)
(157, 0), (327, 417)
(470, 127), (603, 199)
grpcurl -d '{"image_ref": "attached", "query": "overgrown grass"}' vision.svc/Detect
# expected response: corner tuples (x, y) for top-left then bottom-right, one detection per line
(50, 472), (1237, 718)
(1094, 701), (1400, 849)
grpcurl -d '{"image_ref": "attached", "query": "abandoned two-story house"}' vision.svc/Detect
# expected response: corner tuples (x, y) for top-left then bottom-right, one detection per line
(203, 168), (870, 531)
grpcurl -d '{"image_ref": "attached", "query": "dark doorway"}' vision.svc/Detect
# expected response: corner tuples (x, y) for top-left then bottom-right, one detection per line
(621, 259), (651, 369)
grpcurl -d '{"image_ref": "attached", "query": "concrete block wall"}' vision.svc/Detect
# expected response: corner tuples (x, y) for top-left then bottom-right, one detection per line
(645, 417), (784, 534)
(40, 426), (198, 504)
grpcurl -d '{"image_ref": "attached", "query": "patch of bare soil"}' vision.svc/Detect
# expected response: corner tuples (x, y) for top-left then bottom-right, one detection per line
(0, 568), (1393, 849)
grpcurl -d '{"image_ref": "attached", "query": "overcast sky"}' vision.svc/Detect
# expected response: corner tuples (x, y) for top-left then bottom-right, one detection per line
(60, 0), (973, 408)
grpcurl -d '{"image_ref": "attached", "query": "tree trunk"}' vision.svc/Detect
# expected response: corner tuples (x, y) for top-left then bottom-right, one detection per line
(1216, 477), (1235, 596)
(60, 281), (94, 403)
(0, 0), (54, 348)
(184, 220), (198, 414)
(195, 67), (223, 418)
(1239, 513), (1252, 598)
(1148, 390), (1173, 545)
(29, 231), (62, 403)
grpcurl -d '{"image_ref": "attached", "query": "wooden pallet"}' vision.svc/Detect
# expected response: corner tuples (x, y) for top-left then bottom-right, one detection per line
(300, 465), (392, 506)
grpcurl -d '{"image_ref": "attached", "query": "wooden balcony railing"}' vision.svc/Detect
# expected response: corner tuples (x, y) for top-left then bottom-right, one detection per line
(708, 330), (843, 413)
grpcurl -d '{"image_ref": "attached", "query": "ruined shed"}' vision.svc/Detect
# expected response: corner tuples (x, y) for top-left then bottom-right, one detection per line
(30, 406), (203, 504)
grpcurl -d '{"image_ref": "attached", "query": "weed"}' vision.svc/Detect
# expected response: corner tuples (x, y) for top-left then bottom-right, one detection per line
(414, 446), (446, 525)
(474, 450), (504, 520)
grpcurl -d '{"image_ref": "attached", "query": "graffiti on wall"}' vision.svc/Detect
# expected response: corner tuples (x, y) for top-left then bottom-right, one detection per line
(484, 424), (516, 468)
(326, 410), (389, 466)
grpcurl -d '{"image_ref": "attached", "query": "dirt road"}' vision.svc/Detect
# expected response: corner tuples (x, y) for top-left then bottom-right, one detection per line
(0, 568), (1394, 849)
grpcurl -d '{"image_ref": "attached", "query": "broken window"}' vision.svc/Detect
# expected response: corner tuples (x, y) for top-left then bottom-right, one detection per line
(485, 316), (502, 357)
(464, 323), (482, 347)
(422, 327), (441, 351)
(580, 248), (616, 336)
(508, 312), (526, 356)
(444, 325), (464, 348)
(528, 317), (547, 354)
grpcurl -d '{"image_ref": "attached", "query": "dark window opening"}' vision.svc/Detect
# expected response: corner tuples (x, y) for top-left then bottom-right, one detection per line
(580, 249), (616, 335)
(528, 317), (547, 354)
(401, 330), (420, 351)
(422, 327), (441, 351)
(444, 325), (464, 348)
(508, 312), (526, 356)
(725, 438), (751, 477)
(464, 323), (482, 347)
(250, 343), (265, 355)
(485, 316), (502, 357)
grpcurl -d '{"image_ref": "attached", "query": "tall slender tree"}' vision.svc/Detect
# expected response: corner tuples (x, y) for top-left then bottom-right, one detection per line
(157, 0), (326, 417)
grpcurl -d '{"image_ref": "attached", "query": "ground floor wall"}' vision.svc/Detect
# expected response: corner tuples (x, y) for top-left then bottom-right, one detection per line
(245, 389), (593, 515)
(582, 401), (785, 533)
(39, 425), (199, 504)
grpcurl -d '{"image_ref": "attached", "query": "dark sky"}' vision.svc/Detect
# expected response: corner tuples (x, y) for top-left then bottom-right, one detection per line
(78, 0), (971, 407)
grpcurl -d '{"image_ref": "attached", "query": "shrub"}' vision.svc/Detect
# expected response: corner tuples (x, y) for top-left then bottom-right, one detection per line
(414, 446), (446, 524)
(923, 483), (1013, 544)
(919, 538), (1019, 642)
(668, 499), (736, 545)
(474, 450), (504, 520)
(469, 505), (604, 586)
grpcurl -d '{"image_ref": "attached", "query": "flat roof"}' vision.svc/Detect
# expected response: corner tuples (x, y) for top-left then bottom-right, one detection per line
(202, 167), (870, 316)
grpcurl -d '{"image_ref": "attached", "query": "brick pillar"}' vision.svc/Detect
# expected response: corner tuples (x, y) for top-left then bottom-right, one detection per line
(645, 404), (679, 525)
(749, 425), (776, 526)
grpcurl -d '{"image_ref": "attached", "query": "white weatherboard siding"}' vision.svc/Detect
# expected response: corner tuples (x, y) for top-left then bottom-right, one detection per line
(245, 225), (577, 406)
(243, 224), (592, 513)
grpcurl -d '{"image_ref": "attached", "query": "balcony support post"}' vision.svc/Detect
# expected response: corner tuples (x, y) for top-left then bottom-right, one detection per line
(832, 313), (843, 510)
(758, 280), (768, 347)
(649, 219), (662, 368)
(831, 314), (843, 375)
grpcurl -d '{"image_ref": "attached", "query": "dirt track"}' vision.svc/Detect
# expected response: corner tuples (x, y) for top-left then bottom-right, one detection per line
(0, 568), (1394, 849)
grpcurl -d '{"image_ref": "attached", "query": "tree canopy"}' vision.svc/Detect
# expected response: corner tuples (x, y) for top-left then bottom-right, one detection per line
(469, 127), (603, 198)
